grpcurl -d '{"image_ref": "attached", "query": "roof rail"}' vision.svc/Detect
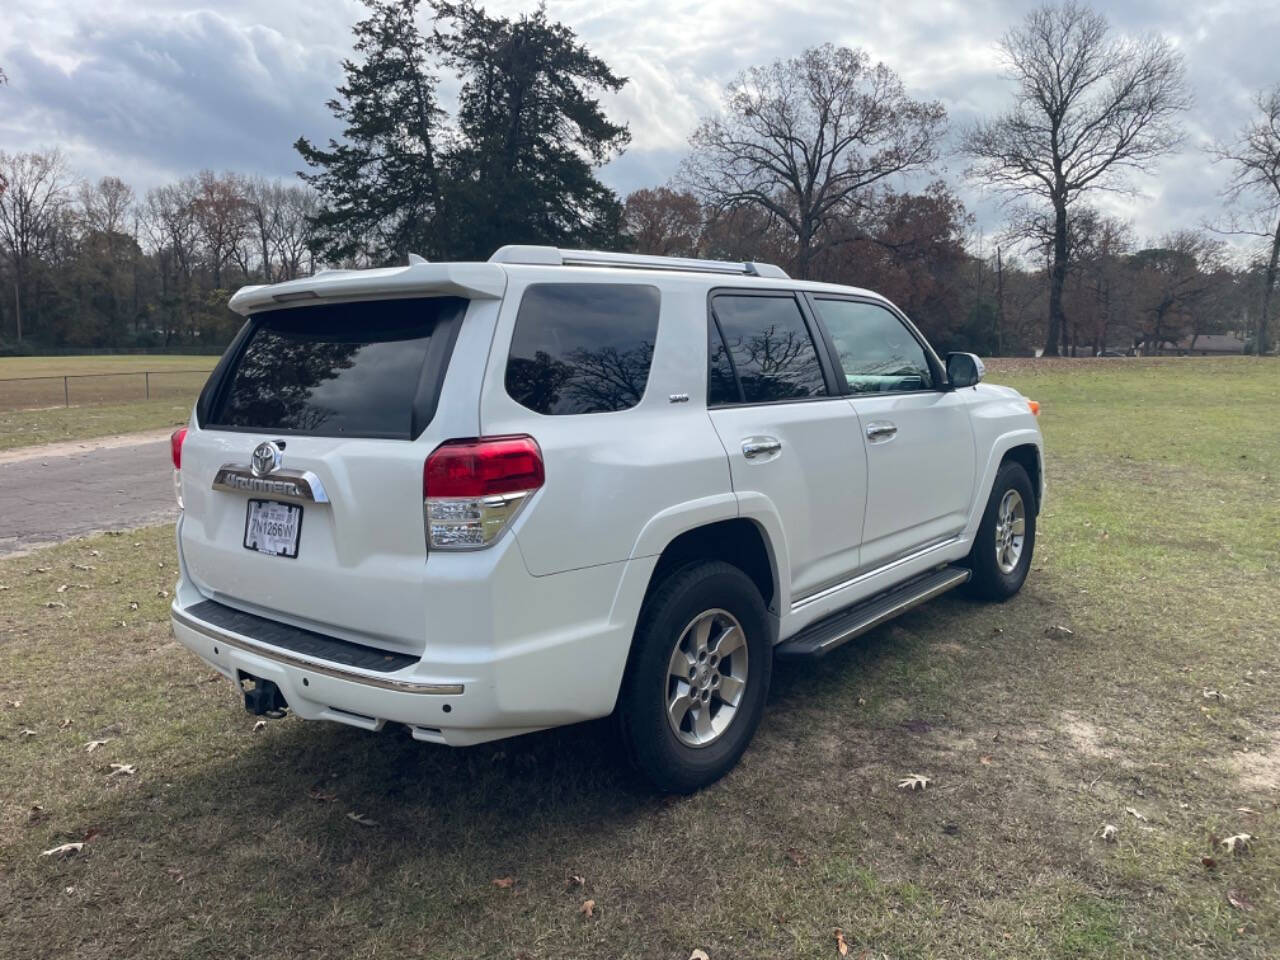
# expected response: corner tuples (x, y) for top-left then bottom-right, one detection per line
(488, 245), (790, 280)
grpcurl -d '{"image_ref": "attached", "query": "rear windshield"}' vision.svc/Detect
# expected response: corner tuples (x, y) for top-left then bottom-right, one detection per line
(206, 297), (466, 439)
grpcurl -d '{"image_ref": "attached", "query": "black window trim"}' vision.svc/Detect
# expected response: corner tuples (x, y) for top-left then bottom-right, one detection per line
(705, 287), (844, 409)
(199, 295), (468, 441)
(802, 292), (949, 398)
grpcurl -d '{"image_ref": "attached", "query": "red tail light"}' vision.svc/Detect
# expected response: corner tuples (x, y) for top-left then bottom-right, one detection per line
(170, 427), (187, 470)
(423, 436), (544, 549)
(424, 435), (545, 498)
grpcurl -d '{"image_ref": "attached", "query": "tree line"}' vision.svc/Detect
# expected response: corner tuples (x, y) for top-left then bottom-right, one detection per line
(1, 0), (1277, 356)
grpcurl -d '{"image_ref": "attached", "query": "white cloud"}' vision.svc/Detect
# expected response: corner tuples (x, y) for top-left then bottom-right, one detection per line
(3, 0), (1278, 250)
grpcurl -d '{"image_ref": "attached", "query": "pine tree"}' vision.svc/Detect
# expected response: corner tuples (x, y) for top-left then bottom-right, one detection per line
(295, 0), (446, 264)
(432, 1), (630, 258)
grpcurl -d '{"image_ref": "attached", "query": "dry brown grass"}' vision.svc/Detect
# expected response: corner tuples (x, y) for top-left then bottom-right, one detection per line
(1, 358), (1277, 959)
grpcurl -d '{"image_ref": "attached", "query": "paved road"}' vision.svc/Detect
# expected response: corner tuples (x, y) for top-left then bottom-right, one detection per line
(0, 435), (178, 555)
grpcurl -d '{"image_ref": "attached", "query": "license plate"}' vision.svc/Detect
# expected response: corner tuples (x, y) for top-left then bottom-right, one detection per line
(243, 500), (302, 558)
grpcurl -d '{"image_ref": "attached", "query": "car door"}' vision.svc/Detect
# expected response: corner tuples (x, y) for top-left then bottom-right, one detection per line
(806, 295), (976, 572)
(705, 291), (868, 605)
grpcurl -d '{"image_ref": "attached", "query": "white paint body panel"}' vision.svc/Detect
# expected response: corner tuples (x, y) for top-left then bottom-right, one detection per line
(172, 258), (1043, 746)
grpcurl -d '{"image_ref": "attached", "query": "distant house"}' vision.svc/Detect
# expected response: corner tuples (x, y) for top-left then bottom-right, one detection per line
(1174, 334), (1247, 356)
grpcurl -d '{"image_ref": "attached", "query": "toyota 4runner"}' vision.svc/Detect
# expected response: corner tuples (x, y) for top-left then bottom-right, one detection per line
(169, 246), (1044, 792)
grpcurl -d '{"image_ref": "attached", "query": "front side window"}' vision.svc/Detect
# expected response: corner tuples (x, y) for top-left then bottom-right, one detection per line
(505, 283), (660, 415)
(709, 294), (827, 405)
(812, 299), (934, 393)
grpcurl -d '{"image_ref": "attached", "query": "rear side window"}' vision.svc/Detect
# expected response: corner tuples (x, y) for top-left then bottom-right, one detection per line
(207, 297), (466, 439)
(709, 294), (827, 404)
(505, 283), (660, 415)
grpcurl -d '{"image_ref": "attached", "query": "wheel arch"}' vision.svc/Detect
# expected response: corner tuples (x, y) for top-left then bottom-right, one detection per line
(643, 518), (780, 617)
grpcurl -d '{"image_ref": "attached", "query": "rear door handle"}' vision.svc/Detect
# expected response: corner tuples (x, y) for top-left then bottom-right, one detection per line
(865, 421), (898, 441)
(741, 437), (782, 461)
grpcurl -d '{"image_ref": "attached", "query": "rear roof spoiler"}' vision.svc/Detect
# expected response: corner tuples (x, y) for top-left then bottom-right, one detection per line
(228, 261), (507, 316)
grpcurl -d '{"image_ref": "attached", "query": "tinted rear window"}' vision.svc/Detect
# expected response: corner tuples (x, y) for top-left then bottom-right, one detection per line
(709, 294), (827, 404)
(207, 297), (466, 439)
(505, 283), (660, 415)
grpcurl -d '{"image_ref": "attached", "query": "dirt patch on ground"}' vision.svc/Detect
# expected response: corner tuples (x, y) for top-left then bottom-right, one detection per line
(1059, 712), (1111, 759)
(0, 427), (174, 464)
(1230, 742), (1280, 794)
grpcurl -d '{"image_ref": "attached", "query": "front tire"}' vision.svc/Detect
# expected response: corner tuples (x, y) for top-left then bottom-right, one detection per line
(617, 561), (772, 793)
(966, 461), (1036, 601)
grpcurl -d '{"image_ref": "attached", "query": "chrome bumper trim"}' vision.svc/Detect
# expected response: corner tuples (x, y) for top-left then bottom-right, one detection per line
(212, 464), (330, 503)
(171, 605), (464, 696)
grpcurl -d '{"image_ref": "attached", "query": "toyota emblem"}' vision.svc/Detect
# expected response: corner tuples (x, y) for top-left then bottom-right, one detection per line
(250, 441), (282, 478)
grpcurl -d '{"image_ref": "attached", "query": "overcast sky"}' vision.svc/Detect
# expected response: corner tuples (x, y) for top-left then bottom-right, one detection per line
(4, 0), (1278, 253)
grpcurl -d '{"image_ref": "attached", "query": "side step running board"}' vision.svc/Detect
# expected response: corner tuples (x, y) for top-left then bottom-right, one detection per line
(775, 565), (970, 659)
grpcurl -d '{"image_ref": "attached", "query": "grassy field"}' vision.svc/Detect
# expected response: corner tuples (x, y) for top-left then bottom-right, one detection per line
(0, 355), (212, 450)
(1, 358), (1277, 959)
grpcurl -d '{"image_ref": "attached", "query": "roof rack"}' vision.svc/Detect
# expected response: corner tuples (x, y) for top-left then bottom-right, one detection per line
(488, 245), (790, 280)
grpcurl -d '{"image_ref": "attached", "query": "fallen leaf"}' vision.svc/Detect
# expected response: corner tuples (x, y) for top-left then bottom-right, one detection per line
(19, 728), (37, 737)
(492, 876), (516, 889)
(33, 566), (52, 574)
(580, 899), (595, 918)
(1221, 833), (1251, 854)
(56, 583), (68, 593)
(84, 739), (111, 752)
(1100, 824), (1118, 843)
(1125, 807), (1147, 822)
(1201, 857), (1217, 869)
(59, 718), (73, 729)
(835, 928), (849, 956)
(979, 755), (993, 765)
(45, 601), (66, 609)
(157, 589), (169, 598)
(252, 720), (267, 732)
(1202, 689), (1227, 702)
(4, 699), (20, 708)
(83, 827), (102, 843)
(897, 774), (930, 790)
(1227, 889), (1253, 911)
(785, 847), (806, 866)
(688, 951), (710, 960)
(567, 874), (585, 888)
(107, 763), (136, 777)
(166, 867), (185, 885)
(71, 563), (94, 571)
(128, 601), (139, 611)
(1236, 807), (1258, 815)
(40, 842), (84, 859)
(346, 812), (377, 827)
(1044, 624), (1074, 638)
(28, 804), (46, 824)
(308, 789), (337, 803)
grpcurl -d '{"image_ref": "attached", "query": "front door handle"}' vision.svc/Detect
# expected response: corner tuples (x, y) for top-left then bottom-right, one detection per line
(741, 437), (782, 461)
(865, 421), (898, 441)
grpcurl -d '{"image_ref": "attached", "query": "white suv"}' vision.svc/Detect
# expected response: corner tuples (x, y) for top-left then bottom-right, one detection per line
(169, 246), (1043, 792)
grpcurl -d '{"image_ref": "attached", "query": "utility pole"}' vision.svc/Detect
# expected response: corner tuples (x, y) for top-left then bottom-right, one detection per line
(995, 246), (1005, 356)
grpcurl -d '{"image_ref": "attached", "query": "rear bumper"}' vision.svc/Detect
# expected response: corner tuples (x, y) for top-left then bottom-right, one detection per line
(169, 528), (658, 746)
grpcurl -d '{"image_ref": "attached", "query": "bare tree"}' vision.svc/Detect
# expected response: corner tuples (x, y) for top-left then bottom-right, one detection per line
(679, 43), (946, 279)
(623, 187), (703, 257)
(190, 170), (249, 289)
(962, 1), (1189, 356)
(1131, 230), (1224, 353)
(1211, 84), (1280, 355)
(0, 150), (74, 342)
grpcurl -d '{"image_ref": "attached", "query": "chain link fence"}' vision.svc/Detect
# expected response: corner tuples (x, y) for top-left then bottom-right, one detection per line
(0, 369), (214, 412)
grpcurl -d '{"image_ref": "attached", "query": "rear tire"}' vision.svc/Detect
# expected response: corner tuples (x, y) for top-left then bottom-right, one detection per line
(966, 461), (1036, 601)
(617, 561), (772, 793)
